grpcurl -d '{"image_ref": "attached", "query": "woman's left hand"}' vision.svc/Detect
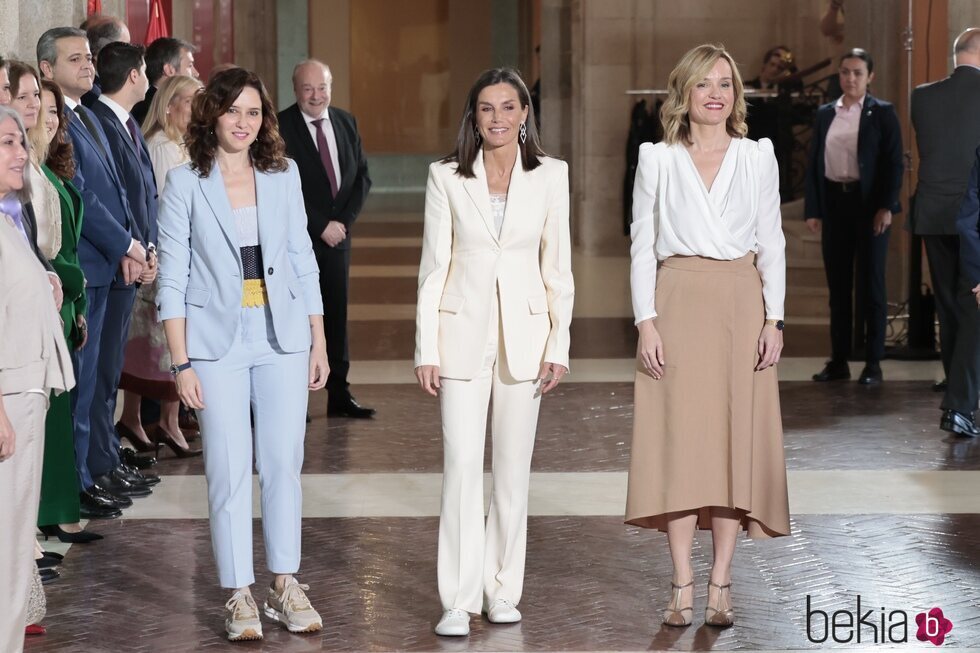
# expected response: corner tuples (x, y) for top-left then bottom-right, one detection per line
(756, 325), (783, 371)
(75, 315), (88, 350)
(0, 402), (15, 462)
(308, 342), (329, 390)
(873, 209), (893, 235)
(538, 362), (568, 394)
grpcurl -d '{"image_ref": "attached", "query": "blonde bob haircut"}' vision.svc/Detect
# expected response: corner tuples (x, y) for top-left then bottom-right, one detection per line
(142, 74), (203, 145)
(660, 44), (748, 146)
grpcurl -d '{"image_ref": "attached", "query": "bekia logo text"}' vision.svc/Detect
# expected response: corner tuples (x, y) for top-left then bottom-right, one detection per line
(806, 596), (953, 645)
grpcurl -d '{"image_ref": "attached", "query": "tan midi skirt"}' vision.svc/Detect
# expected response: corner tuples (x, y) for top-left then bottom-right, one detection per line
(625, 254), (790, 539)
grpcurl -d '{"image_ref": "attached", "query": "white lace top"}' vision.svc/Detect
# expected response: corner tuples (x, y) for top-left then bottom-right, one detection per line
(489, 192), (507, 237)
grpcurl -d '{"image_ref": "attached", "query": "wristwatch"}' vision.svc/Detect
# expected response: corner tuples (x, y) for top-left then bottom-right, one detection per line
(765, 319), (785, 331)
(170, 361), (192, 376)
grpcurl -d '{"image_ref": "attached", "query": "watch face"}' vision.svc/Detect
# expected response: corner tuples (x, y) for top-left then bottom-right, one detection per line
(776, 320), (785, 331)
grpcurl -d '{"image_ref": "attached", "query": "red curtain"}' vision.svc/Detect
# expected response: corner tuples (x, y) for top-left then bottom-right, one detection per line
(87, 0), (102, 15)
(144, 0), (170, 44)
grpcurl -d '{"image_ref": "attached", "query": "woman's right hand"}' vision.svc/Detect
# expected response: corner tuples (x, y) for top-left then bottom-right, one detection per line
(0, 402), (15, 462)
(415, 365), (441, 397)
(637, 319), (666, 379)
(175, 368), (206, 410)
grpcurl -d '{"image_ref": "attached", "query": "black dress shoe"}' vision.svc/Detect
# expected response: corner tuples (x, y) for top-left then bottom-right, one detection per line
(37, 553), (61, 569)
(327, 395), (376, 419)
(857, 364), (883, 385)
(940, 409), (980, 437)
(115, 463), (160, 487)
(89, 483), (134, 508)
(95, 471), (152, 498)
(933, 379), (948, 392)
(812, 361), (850, 382)
(79, 487), (123, 510)
(120, 446), (157, 469)
(40, 568), (60, 584)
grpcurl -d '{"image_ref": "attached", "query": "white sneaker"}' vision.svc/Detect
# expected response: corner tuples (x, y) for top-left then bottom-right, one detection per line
(225, 591), (263, 641)
(263, 577), (323, 633)
(434, 609), (470, 636)
(486, 598), (522, 623)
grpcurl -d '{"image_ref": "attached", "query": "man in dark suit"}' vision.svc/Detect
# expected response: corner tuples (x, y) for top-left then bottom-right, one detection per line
(131, 37), (197, 125)
(279, 60), (375, 418)
(911, 28), (980, 433)
(39, 27), (151, 516)
(90, 42), (162, 490)
(80, 15), (130, 108)
(944, 147), (980, 437)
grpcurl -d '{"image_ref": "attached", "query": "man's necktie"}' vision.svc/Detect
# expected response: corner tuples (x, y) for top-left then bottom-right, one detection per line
(311, 118), (339, 198)
(126, 115), (141, 148)
(73, 105), (108, 159)
(0, 195), (31, 247)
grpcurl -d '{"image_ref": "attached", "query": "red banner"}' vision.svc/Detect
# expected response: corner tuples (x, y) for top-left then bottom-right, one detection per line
(144, 0), (169, 45)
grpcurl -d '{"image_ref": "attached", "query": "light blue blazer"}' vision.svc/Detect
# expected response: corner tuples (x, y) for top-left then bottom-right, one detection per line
(156, 160), (323, 360)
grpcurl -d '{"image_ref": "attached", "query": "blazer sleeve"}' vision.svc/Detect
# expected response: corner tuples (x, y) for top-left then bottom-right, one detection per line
(876, 104), (904, 214)
(630, 143), (660, 323)
(755, 139), (786, 319)
(956, 150), (980, 286)
(336, 115), (372, 228)
(156, 168), (193, 321)
(285, 164), (324, 316)
(414, 163), (453, 368)
(803, 110), (824, 220)
(541, 160), (574, 368)
(70, 149), (132, 263)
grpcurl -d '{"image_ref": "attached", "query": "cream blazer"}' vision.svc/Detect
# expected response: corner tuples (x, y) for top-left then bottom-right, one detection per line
(415, 152), (573, 381)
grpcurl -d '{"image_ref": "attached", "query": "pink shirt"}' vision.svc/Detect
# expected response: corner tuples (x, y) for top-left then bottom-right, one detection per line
(824, 95), (864, 182)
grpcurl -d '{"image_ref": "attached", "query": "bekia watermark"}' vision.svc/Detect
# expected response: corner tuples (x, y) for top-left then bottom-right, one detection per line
(806, 595), (953, 645)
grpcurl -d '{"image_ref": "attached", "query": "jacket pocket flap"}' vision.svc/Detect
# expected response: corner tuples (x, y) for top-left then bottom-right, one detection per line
(439, 293), (464, 314)
(185, 287), (210, 307)
(528, 294), (549, 314)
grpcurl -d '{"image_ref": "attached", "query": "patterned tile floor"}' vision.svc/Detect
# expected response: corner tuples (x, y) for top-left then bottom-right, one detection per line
(27, 198), (980, 652)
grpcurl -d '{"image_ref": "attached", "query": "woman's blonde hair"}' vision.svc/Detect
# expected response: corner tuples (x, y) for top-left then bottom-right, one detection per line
(142, 74), (203, 144)
(660, 44), (747, 146)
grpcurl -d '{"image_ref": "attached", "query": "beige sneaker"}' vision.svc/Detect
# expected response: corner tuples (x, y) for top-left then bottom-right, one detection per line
(263, 577), (323, 633)
(225, 591), (263, 641)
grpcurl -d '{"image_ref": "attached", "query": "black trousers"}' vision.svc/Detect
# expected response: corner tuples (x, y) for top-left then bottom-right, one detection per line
(942, 272), (980, 414)
(821, 180), (890, 364)
(315, 243), (352, 397)
(924, 235), (961, 378)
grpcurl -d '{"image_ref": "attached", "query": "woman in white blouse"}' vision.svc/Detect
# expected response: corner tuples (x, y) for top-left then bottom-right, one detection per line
(116, 74), (204, 459)
(627, 44), (790, 628)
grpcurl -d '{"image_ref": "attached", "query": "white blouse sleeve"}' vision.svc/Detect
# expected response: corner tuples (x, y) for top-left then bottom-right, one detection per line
(149, 138), (186, 194)
(629, 143), (660, 324)
(754, 139), (786, 319)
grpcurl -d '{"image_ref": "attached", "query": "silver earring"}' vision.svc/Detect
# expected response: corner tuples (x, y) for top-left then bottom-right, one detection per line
(519, 122), (527, 144)
(474, 126), (482, 142)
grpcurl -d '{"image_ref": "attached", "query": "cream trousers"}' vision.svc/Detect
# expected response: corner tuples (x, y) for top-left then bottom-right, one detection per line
(437, 298), (543, 613)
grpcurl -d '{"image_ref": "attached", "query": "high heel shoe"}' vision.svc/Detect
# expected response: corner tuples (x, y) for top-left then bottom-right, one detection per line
(705, 580), (735, 627)
(38, 525), (104, 543)
(662, 579), (694, 626)
(116, 421), (161, 455)
(152, 425), (202, 458)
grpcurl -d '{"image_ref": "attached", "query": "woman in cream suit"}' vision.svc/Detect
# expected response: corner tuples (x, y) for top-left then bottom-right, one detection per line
(415, 67), (573, 637)
(157, 68), (327, 642)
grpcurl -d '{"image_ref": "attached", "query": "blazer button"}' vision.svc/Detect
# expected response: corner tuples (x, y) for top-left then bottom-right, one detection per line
(267, 267), (274, 275)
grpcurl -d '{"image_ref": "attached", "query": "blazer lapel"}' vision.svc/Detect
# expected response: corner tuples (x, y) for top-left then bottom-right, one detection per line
(330, 107), (352, 190)
(67, 107), (119, 183)
(498, 149), (525, 244)
(462, 151), (499, 244)
(198, 165), (239, 252)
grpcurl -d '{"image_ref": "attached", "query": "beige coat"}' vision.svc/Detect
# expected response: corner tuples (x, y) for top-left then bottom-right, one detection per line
(0, 213), (74, 396)
(415, 153), (573, 381)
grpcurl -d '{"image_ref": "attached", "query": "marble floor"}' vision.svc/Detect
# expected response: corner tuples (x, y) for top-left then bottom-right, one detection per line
(27, 195), (980, 652)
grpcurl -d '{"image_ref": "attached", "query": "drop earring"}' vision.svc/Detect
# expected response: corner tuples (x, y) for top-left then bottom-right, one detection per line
(474, 126), (482, 143)
(519, 122), (527, 144)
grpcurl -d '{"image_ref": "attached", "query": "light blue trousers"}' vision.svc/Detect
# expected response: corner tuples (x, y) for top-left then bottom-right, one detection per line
(193, 306), (309, 589)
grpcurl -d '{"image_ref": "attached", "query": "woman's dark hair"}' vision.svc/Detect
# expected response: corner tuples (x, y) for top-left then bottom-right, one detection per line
(185, 67), (287, 177)
(442, 67), (546, 178)
(39, 80), (75, 180)
(840, 47), (874, 74)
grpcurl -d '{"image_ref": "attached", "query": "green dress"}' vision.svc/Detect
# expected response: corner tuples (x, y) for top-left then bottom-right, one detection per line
(36, 165), (86, 528)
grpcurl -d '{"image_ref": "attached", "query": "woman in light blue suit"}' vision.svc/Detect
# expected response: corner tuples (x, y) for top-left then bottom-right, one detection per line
(157, 68), (328, 642)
